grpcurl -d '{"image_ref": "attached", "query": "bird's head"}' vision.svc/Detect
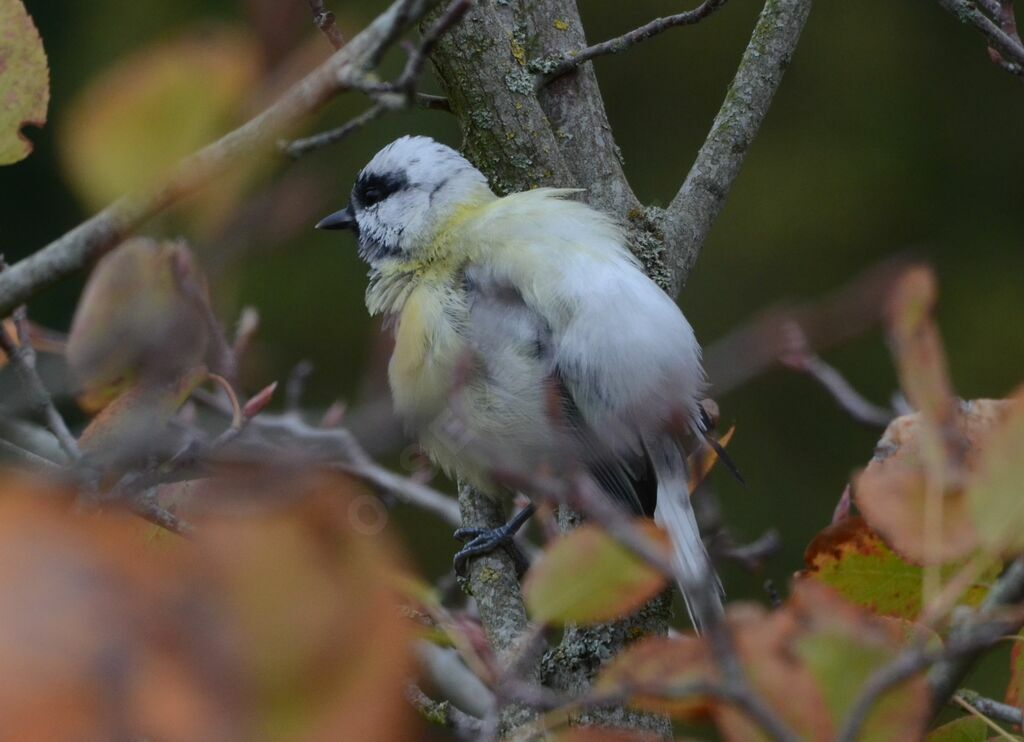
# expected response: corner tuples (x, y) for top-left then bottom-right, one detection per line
(316, 135), (493, 267)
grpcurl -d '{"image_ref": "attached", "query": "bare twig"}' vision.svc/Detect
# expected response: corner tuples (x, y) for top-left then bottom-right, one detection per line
(374, 0), (473, 99)
(928, 557), (1024, 714)
(838, 594), (1024, 741)
(779, 321), (894, 428)
(0, 436), (67, 474)
(306, 0), (346, 50)
(280, 103), (389, 159)
(285, 360), (314, 412)
(283, 0), (467, 157)
(538, 0), (730, 84)
(714, 529), (783, 570)
(0, 0), (443, 320)
(935, 0), (1024, 77)
(0, 307), (81, 461)
(129, 493), (196, 538)
(191, 387), (462, 525)
(405, 684), (485, 739)
(664, 0), (813, 292)
(953, 689), (1024, 728)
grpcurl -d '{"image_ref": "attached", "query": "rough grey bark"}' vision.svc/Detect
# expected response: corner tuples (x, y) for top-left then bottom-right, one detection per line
(456, 482), (538, 735)
(429, 3), (669, 738)
(664, 0), (813, 292)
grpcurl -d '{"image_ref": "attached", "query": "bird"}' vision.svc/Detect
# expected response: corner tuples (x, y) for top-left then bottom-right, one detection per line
(317, 135), (724, 629)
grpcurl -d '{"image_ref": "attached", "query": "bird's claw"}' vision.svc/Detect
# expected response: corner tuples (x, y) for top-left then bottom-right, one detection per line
(453, 524), (529, 578)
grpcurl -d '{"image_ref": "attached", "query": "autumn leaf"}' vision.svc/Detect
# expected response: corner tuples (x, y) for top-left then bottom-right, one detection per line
(0, 472), (415, 740)
(855, 400), (1012, 564)
(802, 517), (996, 619)
(965, 389), (1024, 556)
(0, 0), (49, 165)
(67, 238), (211, 412)
(714, 583), (929, 741)
(884, 267), (956, 443)
(593, 635), (714, 720)
(523, 522), (668, 625)
(594, 582), (928, 741)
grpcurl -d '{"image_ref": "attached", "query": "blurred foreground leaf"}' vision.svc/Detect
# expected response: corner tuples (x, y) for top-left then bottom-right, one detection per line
(0, 471), (414, 740)
(59, 27), (261, 233)
(595, 581), (929, 740)
(855, 400), (1012, 564)
(964, 389), (1024, 556)
(802, 516), (996, 619)
(593, 635), (713, 720)
(925, 716), (988, 741)
(523, 522), (668, 625)
(0, 0), (49, 165)
(67, 237), (210, 412)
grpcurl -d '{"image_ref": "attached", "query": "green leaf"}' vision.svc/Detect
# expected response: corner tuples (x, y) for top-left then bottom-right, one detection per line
(802, 517), (996, 619)
(0, 0), (49, 164)
(925, 717), (988, 742)
(523, 523), (667, 625)
(795, 630), (925, 742)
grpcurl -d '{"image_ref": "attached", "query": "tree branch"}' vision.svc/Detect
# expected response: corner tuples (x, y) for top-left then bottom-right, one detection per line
(927, 556), (1024, 713)
(664, 0), (813, 292)
(0, 0), (441, 319)
(837, 617), (1017, 742)
(190, 388), (463, 526)
(0, 306), (81, 461)
(405, 683), (485, 739)
(935, 0), (1024, 77)
(953, 689), (1024, 727)
(536, 0), (730, 84)
(305, 0), (346, 50)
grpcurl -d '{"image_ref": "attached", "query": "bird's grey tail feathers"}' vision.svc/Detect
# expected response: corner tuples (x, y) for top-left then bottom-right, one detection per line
(646, 436), (724, 632)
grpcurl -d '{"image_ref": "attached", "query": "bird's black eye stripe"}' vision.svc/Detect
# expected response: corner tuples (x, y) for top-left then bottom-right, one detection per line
(354, 171), (407, 206)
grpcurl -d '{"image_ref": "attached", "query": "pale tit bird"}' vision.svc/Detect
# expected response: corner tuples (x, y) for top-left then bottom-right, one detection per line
(317, 135), (724, 628)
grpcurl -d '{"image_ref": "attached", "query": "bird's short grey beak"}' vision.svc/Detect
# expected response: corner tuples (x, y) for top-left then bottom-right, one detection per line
(315, 205), (357, 231)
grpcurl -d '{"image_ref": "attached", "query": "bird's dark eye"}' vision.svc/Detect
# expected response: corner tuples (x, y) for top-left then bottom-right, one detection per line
(354, 171), (407, 207)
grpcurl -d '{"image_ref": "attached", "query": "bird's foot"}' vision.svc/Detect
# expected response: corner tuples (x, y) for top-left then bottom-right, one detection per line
(453, 505), (535, 578)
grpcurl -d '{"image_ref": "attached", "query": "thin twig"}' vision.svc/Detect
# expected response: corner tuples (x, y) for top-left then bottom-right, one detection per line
(538, 0), (730, 84)
(838, 614), (1020, 741)
(0, 437), (67, 474)
(952, 695), (1019, 740)
(663, 0), (813, 292)
(935, 0), (1024, 76)
(928, 557), (1024, 715)
(405, 684), (485, 738)
(379, 0), (473, 98)
(954, 689), (1024, 728)
(191, 387), (462, 526)
(306, 0), (346, 49)
(280, 103), (389, 159)
(779, 321), (894, 428)
(0, 306), (81, 461)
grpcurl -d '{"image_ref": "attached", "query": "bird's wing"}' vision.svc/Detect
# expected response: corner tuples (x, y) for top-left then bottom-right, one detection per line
(462, 263), (649, 516)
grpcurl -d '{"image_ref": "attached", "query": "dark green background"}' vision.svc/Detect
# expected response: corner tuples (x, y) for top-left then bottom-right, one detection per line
(4, 0), (1022, 697)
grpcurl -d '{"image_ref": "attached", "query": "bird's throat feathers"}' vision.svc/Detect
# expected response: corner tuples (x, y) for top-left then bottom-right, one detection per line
(364, 198), (490, 316)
